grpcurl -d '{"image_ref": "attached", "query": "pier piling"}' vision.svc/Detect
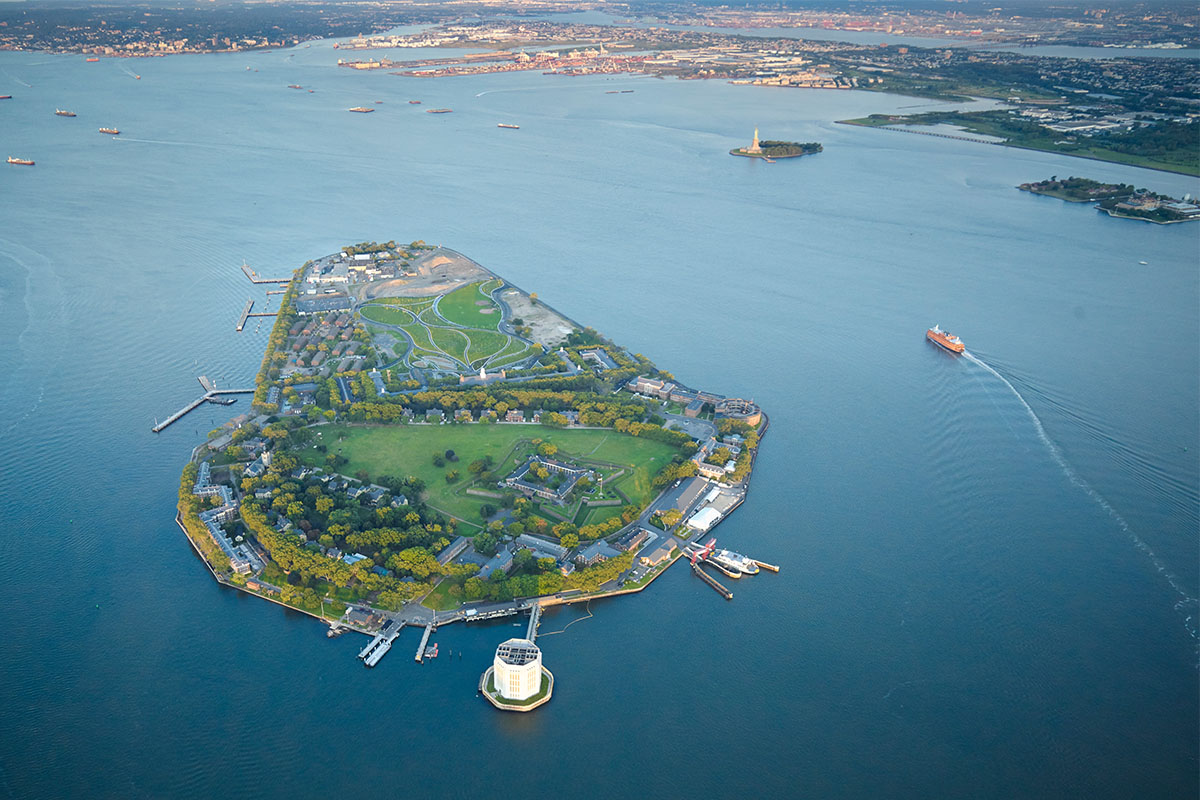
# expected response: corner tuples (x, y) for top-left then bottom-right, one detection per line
(691, 562), (733, 600)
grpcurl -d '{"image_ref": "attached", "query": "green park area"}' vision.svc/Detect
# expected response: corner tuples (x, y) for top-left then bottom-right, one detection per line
(359, 279), (537, 371)
(297, 423), (680, 529)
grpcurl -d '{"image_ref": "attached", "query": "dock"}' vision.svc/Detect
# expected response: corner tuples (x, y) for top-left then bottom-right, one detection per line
(415, 623), (434, 662)
(359, 620), (405, 668)
(691, 562), (733, 600)
(235, 298), (254, 331)
(246, 312), (277, 318)
(265, 289), (286, 295)
(151, 374), (256, 432)
(526, 603), (542, 641)
(753, 559), (780, 573)
(241, 262), (291, 284)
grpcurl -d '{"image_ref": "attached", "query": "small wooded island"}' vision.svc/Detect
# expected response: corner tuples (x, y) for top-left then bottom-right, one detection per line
(731, 128), (822, 160)
(173, 240), (771, 697)
(1019, 176), (1200, 224)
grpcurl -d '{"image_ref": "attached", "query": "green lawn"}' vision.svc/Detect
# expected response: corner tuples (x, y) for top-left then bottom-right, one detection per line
(299, 424), (680, 525)
(421, 579), (462, 611)
(437, 281), (503, 330)
(361, 304), (417, 326)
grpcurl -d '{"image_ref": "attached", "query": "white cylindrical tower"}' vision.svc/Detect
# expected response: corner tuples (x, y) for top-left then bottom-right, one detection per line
(493, 638), (542, 701)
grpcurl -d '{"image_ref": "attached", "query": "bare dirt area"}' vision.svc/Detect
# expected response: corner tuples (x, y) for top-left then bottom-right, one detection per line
(502, 289), (578, 346)
(354, 248), (490, 301)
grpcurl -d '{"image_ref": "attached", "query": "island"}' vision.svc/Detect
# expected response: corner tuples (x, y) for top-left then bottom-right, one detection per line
(175, 240), (769, 701)
(730, 129), (823, 160)
(1018, 176), (1200, 224)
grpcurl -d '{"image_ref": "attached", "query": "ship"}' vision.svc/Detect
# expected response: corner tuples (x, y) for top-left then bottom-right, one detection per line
(55, 109), (77, 117)
(408, 100), (421, 104)
(7, 157), (35, 166)
(348, 107), (375, 113)
(0, 95), (11, 100)
(99, 127), (119, 135)
(425, 108), (452, 113)
(497, 123), (519, 129)
(288, 84), (302, 89)
(926, 324), (965, 354)
(710, 549), (759, 576)
(85, 57), (100, 62)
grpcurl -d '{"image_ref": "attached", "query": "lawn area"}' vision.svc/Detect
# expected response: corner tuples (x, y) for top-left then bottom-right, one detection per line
(437, 281), (503, 330)
(361, 304), (417, 326)
(299, 424), (681, 526)
(421, 579), (462, 611)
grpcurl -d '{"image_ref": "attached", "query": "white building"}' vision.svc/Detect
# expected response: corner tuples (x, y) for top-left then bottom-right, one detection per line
(493, 638), (543, 701)
(686, 506), (721, 532)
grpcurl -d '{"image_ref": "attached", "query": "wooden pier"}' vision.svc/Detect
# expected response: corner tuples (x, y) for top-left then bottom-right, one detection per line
(241, 262), (291, 284)
(691, 562), (733, 600)
(151, 375), (255, 432)
(235, 298), (254, 331)
(415, 623), (434, 662)
(526, 603), (542, 641)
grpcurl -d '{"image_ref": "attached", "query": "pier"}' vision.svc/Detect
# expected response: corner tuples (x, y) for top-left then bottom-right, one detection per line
(241, 262), (291, 284)
(359, 620), (405, 668)
(753, 559), (780, 573)
(691, 562), (733, 600)
(415, 623), (434, 662)
(235, 299), (254, 331)
(526, 603), (542, 641)
(246, 312), (277, 318)
(265, 289), (286, 295)
(151, 375), (255, 432)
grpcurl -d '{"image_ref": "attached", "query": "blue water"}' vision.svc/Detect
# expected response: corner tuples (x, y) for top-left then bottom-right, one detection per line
(0, 38), (1197, 799)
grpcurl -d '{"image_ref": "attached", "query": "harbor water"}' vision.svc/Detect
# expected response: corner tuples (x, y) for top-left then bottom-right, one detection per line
(0, 39), (1197, 799)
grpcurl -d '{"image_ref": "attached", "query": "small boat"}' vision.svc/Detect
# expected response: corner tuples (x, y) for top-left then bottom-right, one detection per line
(99, 127), (119, 135)
(7, 156), (34, 166)
(308, 90), (314, 93)
(374, 100), (383, 104)
(1138, 260), (1148, 265)
(54, 109), (77, 117)
(497, 123), (519, 129)
(926, 324), (965, 354)
(605, 90), (619, 94)
(288, 84), (302, 89)
(425, 643), (439, 659)
(426, 108), (452, 114)
(620, 90), (634, 93)
(85, 57), (100, 62)
(408, 100), (422, 104)
(348, 107), (375, 113)
(134, 75), (140, 80)
(0, 95), (11, 100)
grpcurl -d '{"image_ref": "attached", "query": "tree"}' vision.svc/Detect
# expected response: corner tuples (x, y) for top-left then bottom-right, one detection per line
(561, 533), (579, 549)
(538, 442), (558, 457)
(445, 470), (460, 484)
(480, 503), (497, 520)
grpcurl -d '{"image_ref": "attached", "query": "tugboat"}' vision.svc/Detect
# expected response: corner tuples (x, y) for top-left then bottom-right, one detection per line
(54, 109), (77, 117)
(926, 324), (965, 354)
(7, 156), (35, 166)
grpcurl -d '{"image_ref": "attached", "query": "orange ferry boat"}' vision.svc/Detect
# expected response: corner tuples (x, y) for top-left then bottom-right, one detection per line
(926, 324), (965, 353)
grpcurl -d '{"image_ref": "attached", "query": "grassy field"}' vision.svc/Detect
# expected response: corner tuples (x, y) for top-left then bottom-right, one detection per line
(360, 279), (536, 370)
(299, 424), (680, 527)
(437, 280), (504, 330)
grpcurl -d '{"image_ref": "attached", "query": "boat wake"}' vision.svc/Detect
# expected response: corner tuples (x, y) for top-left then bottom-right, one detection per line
(963, 350), (1199, 644)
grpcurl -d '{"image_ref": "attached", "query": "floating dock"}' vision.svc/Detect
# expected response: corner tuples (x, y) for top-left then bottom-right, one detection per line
(235, 299), (254, 331)
(359, 620), (405, 668)
(691, 562), (733, 600)
(265, 289), (286, 295)
(753, 560), (780, 573)
(415, 623), (434, 662)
